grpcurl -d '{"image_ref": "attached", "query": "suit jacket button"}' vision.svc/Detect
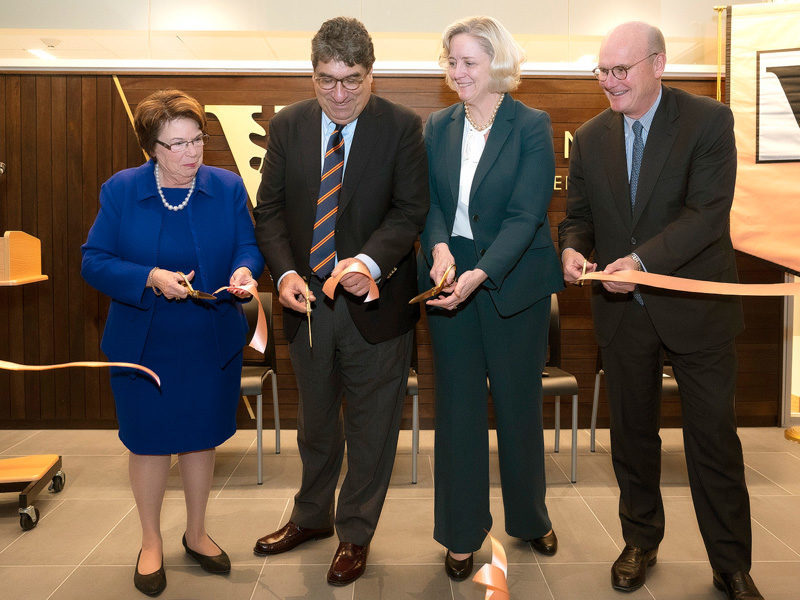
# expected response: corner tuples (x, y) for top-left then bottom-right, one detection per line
(479, 248), (486, 256)
(630, 237), (637, 245)
(472, 214), (479, 222)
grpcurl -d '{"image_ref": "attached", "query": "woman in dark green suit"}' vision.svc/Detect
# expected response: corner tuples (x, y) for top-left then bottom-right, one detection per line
(418, 15), (564, 580)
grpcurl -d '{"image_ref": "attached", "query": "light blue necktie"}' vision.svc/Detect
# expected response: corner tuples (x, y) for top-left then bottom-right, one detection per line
(630, 120), (644, 210)
(630, 120), (644, 305)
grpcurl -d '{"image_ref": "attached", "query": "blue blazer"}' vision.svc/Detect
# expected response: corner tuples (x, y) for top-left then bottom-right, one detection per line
(81, 160), (264, 368)
(419, 94), (563, 315)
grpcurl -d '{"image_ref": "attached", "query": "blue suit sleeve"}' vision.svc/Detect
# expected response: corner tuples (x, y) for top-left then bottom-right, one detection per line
(229, 179), (265, 280)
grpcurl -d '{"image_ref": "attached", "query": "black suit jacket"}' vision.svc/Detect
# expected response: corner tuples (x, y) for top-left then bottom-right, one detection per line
(559, 85), (744, 353)
(254, 95), (429, 343)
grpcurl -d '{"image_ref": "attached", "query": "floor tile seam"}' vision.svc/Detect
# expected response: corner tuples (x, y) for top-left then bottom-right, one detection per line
(742, 461), (794, 495)
(534, 560), (557, 600)
(213, 450), (252, 499)
(546, 453), (578, 490)
(247, 552), (268, 600)
(41, 501), (138, 599)
(575, 492), (622, 553)
(0, 453), (127, 458)
(0, 495), (69, 555)
(0, 430), (43, 454)
(750, 515), (800, 559)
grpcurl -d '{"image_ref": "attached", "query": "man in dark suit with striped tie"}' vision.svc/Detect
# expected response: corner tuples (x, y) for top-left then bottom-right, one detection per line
(252, 17), (428, 586)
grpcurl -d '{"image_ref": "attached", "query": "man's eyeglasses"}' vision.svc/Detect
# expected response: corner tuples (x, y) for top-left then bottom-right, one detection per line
(155, 133), (209, 153)
(592, 53), (658, 81)
(314, 75), (365, 91)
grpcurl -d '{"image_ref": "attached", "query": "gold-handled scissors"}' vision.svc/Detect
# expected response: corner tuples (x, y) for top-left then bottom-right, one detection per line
(409, 263), (456, 304)
(177, 271), (217, 300)
(304, 279), (313, 348)
(578, 259), (587, 286)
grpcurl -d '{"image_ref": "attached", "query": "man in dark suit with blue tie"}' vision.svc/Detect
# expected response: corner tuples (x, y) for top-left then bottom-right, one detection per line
(251, 17), (428, 586)
(559, 21), (762, 600)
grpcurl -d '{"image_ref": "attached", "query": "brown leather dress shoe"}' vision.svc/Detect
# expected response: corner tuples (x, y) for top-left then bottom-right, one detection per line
(713, 570), (764, 600)
(611, 544), (658, 592)
(444, 551), (474, 581)
(327, 542), (369, 586)
(253, 521), (334, 556)
(530, 530), (558, 556)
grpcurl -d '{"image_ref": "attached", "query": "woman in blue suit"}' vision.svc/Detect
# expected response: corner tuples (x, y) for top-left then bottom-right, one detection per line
(418, 17), (564, 580)
(82, 90), (263, 596)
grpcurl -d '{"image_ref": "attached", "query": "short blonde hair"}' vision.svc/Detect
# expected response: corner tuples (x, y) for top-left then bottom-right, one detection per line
(439, 16), (525, 94)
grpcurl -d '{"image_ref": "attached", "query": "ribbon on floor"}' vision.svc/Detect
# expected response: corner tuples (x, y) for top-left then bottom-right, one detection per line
(579, 270), (800, 296)
(321, 261), (379, 302)
(0, 359), (161, 387)
(473, 533), (509, 600)
(213, 282), (267, 354)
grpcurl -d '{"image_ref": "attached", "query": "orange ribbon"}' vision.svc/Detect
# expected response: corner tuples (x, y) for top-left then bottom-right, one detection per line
(580, 270), (800, 296)
(321, 261), (380, 302)
(0, 359), (160, 386)
(472, 534), (509, 600)
(213, 282), (267, 354)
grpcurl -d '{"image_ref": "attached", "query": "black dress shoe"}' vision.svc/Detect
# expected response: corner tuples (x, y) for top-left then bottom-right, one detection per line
(444, 551), (474, 581)
(327, 542), (369, 586)
(611, 545), (658, 592)
(713, 570), (764, 600)
(182, 533), (231, 574)
(134, 550), (166, 597)
(253, 521), (334, 556)
(530, 530), (558, 556)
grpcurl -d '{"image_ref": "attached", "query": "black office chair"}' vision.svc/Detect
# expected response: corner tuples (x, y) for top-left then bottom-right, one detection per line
(590, 350), (680, 452)
(240, 292), (278, 485)
(541, 294), (580, 483)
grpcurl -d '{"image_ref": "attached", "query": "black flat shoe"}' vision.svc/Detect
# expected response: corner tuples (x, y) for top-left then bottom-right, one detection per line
(444, 551), (474, 581)
(713, 570), (764, 600)
(530, 530), (558, 556)
(182, 533), (231, 574)
(134, 549), (166, 596)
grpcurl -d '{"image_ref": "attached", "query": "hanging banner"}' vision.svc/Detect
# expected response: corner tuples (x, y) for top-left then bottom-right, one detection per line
(728, 2), (800, 275)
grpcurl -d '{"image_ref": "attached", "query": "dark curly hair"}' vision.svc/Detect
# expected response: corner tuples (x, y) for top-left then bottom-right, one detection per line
(311, 17), (375, 71)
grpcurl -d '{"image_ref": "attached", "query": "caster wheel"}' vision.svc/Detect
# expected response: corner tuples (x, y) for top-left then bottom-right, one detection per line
(49, 471), (66, 493)
(20, 507), (40, 531)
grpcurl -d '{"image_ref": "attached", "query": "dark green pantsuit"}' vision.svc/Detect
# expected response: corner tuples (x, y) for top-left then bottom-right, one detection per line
(428, 236), (551, 553)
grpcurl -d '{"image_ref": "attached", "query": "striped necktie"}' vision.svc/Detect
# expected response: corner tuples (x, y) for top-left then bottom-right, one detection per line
(309, 129), (344, 277)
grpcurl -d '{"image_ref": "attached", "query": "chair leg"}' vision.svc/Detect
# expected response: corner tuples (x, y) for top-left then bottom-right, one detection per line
(256, 393), (263, 485)
(412, 394), (419, 484)
(591, 373), (601, 453)
(571, 394), (578, 483)
(554, 396), (561, 453)
(271, 373), (280, 455)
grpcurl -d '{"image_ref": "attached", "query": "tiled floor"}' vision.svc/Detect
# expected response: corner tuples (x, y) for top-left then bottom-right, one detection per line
(1, 427), (799, 599)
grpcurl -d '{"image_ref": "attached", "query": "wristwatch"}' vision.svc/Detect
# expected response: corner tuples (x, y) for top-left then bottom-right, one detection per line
(628, 253), (644, 271)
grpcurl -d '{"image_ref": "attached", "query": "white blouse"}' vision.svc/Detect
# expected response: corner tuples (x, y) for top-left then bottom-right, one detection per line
(451, 117), (490, 240)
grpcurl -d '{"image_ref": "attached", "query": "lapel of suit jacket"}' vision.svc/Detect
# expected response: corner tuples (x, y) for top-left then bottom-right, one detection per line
(301, 101), (323, 217)
(601, 110), (632, 230)
(445, 103), (465, 207)
(632, 86), (678, 228)
(339, 95), (382, 218)
(470, 94), (514, 201)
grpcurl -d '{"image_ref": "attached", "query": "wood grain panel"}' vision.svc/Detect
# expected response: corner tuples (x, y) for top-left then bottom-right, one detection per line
(0, 71), (785, 432)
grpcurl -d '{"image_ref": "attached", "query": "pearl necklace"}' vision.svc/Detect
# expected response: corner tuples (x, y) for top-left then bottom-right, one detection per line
(155, 163), (195, 212)
(464, 93), (505, 132)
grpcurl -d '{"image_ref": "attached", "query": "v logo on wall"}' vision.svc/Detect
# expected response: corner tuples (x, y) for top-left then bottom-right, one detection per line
(757, 49), (800, 163)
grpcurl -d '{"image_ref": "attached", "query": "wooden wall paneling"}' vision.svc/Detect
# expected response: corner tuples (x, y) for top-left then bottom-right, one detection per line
(66, 75), (86, 419)
(3, 75), (27, 419)
(81, 76), (101, 421)
(35, 75), (55, 421)
(21, 76), (41, 421)
(0, 76), (8, 418)
(0, 72), (785, 430)
(50, 75), (71, 421)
